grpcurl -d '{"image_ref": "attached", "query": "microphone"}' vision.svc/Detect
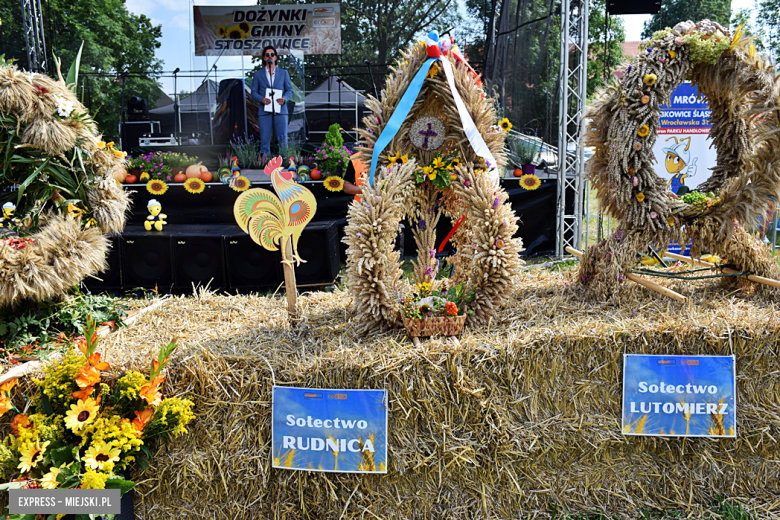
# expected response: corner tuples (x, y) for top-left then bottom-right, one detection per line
(364, 60), (371, 65)
(173, 67), (180, 74)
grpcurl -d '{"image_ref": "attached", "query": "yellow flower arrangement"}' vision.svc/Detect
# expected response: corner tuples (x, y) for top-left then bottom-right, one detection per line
(431, 157), (445, 170)
(388, 151), (408, 166)
(643, 73), (657, 86)
(637, 124), (650, 137)
(0, 317), (193, 505)
(427, 64), (438, 79)
(499, 118), (512, 131)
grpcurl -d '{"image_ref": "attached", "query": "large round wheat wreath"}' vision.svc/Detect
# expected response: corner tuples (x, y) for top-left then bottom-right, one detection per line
(578, 19), (780, 299)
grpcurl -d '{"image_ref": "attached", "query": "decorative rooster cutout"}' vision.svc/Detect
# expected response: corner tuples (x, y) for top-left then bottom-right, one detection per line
(233, 156), (317, 266)
(228, 156), (241, 188)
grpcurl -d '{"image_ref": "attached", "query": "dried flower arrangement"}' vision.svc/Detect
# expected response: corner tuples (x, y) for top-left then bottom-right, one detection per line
(344, 40), (524, 334)
(578, 20), (780, 300)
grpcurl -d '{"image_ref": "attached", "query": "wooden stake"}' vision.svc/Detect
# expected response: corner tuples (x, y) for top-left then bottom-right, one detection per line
(282, 239), (298, 315)
(666, 252), (780, 290)
(566, 246), (688, 302)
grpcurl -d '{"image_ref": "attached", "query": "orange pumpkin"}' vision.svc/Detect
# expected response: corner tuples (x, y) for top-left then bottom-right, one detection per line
(113, 168), (128, 183)
(174, 172), (187, 183)
(513, 168), (523, 177)
(310, 168), (323, 181)
(200, 170), (213, 183)
(125, 174), (138, 184)
(186, 164), (209, 178)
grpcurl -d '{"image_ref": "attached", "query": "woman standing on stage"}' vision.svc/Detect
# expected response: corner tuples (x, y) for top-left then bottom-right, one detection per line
(250, 45), (293, 155)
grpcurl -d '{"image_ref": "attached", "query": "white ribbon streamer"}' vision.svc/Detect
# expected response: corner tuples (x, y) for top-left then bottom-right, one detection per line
(440, 58), (500, 186)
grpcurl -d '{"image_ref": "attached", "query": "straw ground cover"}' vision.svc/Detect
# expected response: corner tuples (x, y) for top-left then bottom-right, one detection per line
(0, 271), (770, 519)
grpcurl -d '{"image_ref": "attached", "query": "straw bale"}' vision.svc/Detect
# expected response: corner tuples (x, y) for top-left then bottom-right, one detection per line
(17, 274), (768, 519)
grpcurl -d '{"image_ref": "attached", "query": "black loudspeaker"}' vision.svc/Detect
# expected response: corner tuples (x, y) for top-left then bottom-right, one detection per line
(606, 0), (660, 15)
(172, 233), (227, 290)
(121, 233), (173, 289)
(295, 220), (340, 286)
(84, 235), (122, 291)
(225, 233), (283, 289)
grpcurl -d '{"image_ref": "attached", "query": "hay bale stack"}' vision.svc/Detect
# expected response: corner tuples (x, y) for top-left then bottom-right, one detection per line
(82, 274), (780, 519)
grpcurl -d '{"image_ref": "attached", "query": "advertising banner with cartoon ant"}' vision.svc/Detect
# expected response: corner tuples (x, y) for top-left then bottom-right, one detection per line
(652, 82), (716, 195)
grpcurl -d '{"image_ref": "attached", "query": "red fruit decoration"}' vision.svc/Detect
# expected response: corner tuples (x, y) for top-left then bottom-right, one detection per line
(310, 168), (323, 181)
(513, 169), (523, 177)
(125, 175), (138, 184)
(173, 173), (187, 183)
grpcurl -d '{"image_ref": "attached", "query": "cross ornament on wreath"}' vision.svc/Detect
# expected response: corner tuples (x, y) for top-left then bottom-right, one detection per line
(410, 115), (446, 151)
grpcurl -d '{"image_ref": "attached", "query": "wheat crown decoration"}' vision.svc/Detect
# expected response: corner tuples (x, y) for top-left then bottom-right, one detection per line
(0, 55), (130, 306)
(577, 19), (780, 299)
(344, 38), (523, 333)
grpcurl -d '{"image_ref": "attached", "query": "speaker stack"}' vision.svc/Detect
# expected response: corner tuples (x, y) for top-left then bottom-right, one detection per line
(85, 221), (341, 293)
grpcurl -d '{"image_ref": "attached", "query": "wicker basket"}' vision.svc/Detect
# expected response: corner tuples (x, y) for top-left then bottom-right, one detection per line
(402, 315), (467, 338)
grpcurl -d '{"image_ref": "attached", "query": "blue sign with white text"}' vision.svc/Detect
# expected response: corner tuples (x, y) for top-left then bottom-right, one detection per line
(272, 386), (388, 473)
(622, 354), (736, 438)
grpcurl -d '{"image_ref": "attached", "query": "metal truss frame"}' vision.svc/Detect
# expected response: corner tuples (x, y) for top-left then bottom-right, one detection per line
(21, 0), (48, 73)
(556, 0), (589, 257)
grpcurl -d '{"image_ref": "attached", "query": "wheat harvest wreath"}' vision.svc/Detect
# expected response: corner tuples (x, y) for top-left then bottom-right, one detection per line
(344, 34), (524, 334)
(578, 19), (780, 300)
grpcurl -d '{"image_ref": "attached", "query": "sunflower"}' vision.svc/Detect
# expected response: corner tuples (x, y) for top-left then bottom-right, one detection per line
(41, 467), (61, 489)
(238, 22), (251, 36)
(147, 179), (168, 196)
(217, 25), (227, 38)
(499, 118), (512, 131)
(227, 25), (243, 39)
(637, 124), (650, 137)
(324, 176), (345, 192)
(520, 173), (541, 190)
(448, 157), (461, 170)
(184, 177), (206, 194)
(64, 397), (99, 432)
(18, 440), (50, 473)
(231, 176), (250, 192)
(83, 442), (122, 471)
(388, 151), (408, 166)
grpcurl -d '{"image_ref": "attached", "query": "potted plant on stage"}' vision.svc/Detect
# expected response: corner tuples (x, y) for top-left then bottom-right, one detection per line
(400, 281), (474, 338)
(512, 138), (542, 190)
(230, 136), (264, 175)
(313, 123), (351, 192)
(0, 317), (194, 518)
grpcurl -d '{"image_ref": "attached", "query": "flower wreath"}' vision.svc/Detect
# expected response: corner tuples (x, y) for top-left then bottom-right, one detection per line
(579, 19), (780, 297)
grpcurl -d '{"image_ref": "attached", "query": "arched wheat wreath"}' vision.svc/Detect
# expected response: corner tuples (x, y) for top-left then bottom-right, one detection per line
(344, 42), (524, 333)
(578, 19), (780, 300)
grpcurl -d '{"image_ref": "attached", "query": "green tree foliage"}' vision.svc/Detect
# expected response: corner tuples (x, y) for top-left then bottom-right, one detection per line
(588, 0), (627, 98)
(756, 0), (780, 60)
(641, 0), (732, 40)
(0, 0), (163, 143)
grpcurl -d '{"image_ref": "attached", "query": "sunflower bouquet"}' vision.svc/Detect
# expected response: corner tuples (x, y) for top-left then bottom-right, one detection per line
(0, 317), (193, 516)
(414, 150), (460, 189)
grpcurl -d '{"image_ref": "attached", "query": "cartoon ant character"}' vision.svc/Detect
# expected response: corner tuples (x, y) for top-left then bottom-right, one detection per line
(663, 136), (698, 194)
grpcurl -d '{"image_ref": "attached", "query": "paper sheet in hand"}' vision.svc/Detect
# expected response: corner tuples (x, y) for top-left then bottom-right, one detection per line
(264, 88), (282, 114)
